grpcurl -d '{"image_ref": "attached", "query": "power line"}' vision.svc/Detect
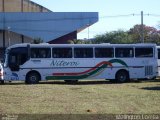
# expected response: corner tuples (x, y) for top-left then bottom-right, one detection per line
(100, 14), (134, 18)
(148, 14), (160, 17)
(100, 13), (160, 18)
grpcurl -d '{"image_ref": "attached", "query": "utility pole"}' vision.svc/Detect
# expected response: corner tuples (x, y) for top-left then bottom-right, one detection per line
(7, 27), (11, 47)
(2, 0), (6, 59)
(88, 25), (90, 40)
(21, 0), (24, 43)
(141, 11), (144, 43)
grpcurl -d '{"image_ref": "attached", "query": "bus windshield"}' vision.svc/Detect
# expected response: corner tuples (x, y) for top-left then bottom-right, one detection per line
(5, 47), (28, 71)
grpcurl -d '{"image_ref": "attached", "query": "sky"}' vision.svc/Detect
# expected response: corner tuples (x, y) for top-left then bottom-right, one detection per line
(32, 0), (160, 39)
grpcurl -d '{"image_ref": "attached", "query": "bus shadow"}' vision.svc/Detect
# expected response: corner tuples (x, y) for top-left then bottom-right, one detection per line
(39, 80), (113, 85)
(0, 82), (25, 85)
(141, 79), (160, 83)
(1, 80), (113, 85)
(39, 80), (147, 85)
(141, 86), (160, 91)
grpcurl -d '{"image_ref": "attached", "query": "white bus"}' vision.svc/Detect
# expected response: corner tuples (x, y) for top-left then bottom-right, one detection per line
(3, 43), (158, 84)
(157, 46), (160, 76)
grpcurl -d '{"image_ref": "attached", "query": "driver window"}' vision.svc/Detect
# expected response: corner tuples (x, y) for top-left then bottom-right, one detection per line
(9, 47), (28, 66)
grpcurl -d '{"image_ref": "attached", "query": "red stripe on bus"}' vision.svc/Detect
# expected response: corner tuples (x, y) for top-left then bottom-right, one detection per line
(53, 61), (112, 76)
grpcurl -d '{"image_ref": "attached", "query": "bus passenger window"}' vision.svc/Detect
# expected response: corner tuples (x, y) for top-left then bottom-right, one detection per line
(158, 49), (160, 59)
(52, 48), (72, 58)
(31, 48), (51, 58)
(31, 49), (39, 58)
(135, 48), (153, 57)
(115, 48), (134, 58)
(95, 48), (113, 58)
(74, 48), (93, 58)
(40, 49), (51, 58)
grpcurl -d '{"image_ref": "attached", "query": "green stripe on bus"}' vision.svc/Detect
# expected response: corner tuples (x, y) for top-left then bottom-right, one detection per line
(46, 59), (128, 80)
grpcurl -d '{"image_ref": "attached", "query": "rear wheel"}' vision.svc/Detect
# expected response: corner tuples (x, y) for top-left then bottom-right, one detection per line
(26, 72), (40, 84)
(116, 70), (129, 83)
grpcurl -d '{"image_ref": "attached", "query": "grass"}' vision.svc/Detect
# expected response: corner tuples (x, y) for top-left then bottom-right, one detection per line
(0, 79), (160, 116)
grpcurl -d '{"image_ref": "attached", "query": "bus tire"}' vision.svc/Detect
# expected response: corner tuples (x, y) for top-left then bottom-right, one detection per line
(26, 71), (40, 84)
(116, 70), (129, 83)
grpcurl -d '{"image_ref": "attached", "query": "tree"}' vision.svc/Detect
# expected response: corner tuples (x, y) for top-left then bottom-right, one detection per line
(93, 25), (160, 44)
(67, 39), (85, 44)
(129, 24), (160, 43)
(32, 37), (43, 44)
(93, 30), (133, 44)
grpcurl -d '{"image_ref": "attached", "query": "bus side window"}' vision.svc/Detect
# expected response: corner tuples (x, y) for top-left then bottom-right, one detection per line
(31, 48), (51, 58)
(74, 48), (93, 58)
(40, 49), (50, 58)
(135, 48), (153, 57)
(52, 48), (72, 58)
(31, 48), (38, 58)
(40, 50), (46, 58)
(158, 49), (160, 59)
(95, 48), (114, 58)
(115, 48), (134, 58)
(31, 52), (36, 58)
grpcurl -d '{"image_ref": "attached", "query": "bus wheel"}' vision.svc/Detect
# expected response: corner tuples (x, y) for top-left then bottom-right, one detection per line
(26, 72), (40, 84)
(116, 70), (129, 83)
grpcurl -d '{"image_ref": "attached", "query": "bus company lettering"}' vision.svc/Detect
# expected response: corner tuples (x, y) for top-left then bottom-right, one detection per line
(50, 60), (80, 67)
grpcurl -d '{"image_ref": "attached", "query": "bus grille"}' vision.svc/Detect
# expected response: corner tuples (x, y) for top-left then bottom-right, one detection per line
(145, 66), (153, 76)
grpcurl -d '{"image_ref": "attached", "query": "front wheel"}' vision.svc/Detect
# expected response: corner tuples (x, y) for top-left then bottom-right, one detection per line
(26, 72), (40, 84)
(116, 70), (129, 83)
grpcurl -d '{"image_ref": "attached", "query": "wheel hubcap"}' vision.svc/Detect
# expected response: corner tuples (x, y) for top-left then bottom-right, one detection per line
(30, 76), (36, 81)
(120, 75), (126, 81)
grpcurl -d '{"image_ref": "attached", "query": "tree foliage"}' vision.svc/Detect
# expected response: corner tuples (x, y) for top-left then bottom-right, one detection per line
(32, 37), (43, 44)
(129, 24), (160, 44)
(67, 39), (83, 44)
(67, 39), (91, 44)
(93, 24), (160, 44)
(93, 30), (134, 44)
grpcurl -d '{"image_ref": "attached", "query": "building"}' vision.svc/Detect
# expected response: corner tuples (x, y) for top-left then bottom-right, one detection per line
(0, 0), (98, 60)
(0, 0), (50, 12)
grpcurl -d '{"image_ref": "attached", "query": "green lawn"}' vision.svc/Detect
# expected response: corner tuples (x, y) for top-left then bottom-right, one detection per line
(0, 80), (160, 116)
